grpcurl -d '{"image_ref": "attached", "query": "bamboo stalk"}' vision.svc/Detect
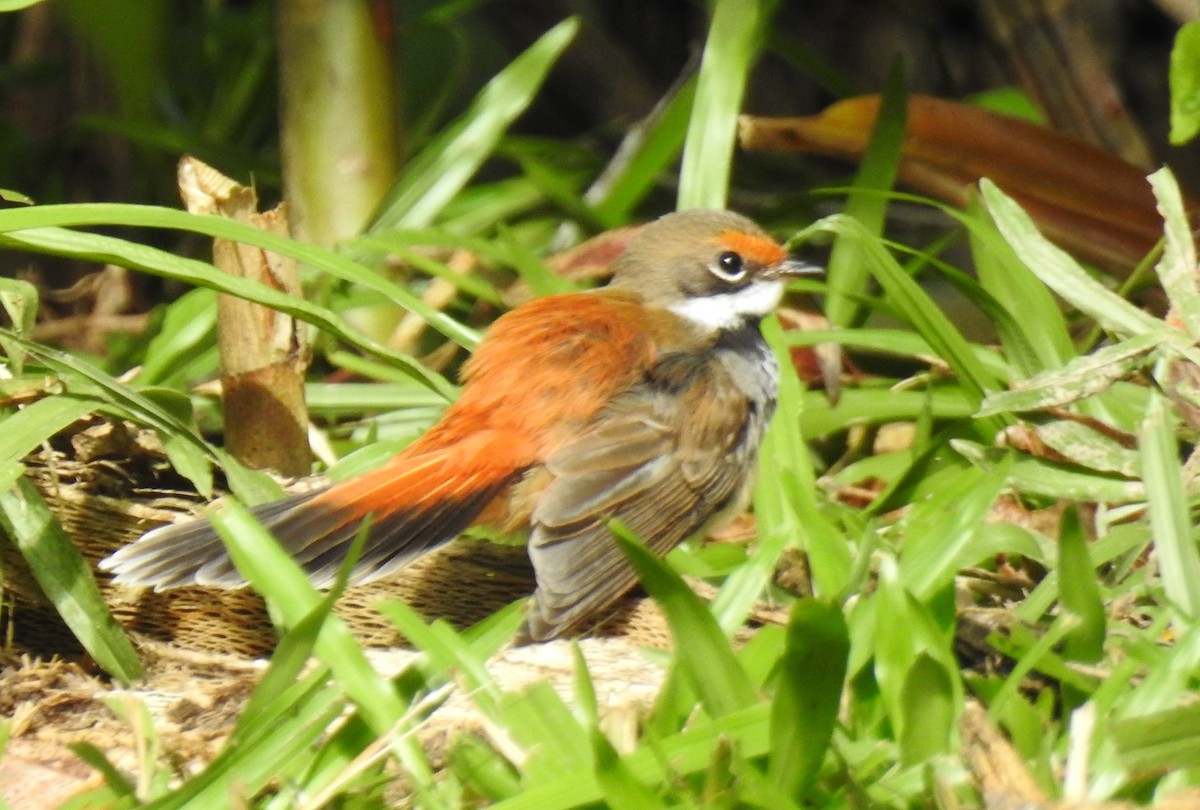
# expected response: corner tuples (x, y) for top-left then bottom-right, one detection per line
(178, 157), (312, 477)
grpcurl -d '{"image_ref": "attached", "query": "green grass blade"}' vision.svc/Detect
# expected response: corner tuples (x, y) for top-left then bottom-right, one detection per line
(748, 317), (850, 601)
(980, 180), (1165, 340)
(590, 75), (696, 227)
(613, 523), (757, 717)
(0, 203), (469, 384)
(0, 328), (257, 500)
(677, 0), (779, 208)
(1149, 166), (1200, 335)
(1112, 702), (1200, 773)
(799, 214), (1001, 411)
(898, 652), (954, 764)
(898, 459), (1010, 600)
(953, 440), (1145, 502)
(1170, 22), (1200, 144)
(824, 60), (906, 329)
(0, 476), (142, 683)
(966, 193), (1075, 377)
(1138, 388), (1200, 619)
(0, 394), (98, 466)
(768, 599), (849, 801)
(976, 333), (1161, 416)
(490, 703), (771, 810)
(591, 729), (666, 810)
(1057, 505), (1106, 663)
(0, 276), (38, 375)
(206, 502), (441, 801)
(371, 18), (579, 231)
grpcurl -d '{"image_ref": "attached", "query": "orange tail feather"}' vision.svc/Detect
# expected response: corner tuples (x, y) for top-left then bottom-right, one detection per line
(103, 432), (530, 590)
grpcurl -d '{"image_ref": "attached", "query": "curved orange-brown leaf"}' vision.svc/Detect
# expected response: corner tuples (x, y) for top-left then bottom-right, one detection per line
(739, 95), (1196, 277)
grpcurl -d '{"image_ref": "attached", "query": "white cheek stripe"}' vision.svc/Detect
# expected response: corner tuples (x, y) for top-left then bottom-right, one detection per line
(668, 280), (785, 331)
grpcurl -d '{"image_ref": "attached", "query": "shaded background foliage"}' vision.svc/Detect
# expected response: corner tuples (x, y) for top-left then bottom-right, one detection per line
(1, 0), (1191, 281)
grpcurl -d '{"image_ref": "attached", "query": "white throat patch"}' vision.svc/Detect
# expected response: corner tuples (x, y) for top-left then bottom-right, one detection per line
(667, 280), (784, 331)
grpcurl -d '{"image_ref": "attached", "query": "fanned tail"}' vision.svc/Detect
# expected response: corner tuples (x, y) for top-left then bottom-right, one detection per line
(103, 441), (527, 591)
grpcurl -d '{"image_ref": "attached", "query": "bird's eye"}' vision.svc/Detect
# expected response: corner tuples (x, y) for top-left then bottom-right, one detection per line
(710, 251), (747, 283)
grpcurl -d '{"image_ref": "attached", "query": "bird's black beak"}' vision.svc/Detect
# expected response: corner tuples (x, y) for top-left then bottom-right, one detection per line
(767, 258), (824, 280)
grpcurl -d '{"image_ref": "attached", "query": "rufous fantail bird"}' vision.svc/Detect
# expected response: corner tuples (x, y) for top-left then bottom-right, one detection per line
(102, 209), (819, 641)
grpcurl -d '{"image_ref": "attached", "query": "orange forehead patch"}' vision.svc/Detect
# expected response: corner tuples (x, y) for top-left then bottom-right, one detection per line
(713, 229), (787, 266)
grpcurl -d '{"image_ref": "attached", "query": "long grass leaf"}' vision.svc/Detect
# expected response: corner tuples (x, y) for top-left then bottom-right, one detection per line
(824, 60), (906, 329)
(0, 476), (142, 683)
(613, 523), (757, 717)
(1138, 388), (1200, 619)
(1057, 506), (1106, 663)
(489, 703), (770, 810)
(0, 395), (97, 466)
(966, 193), (1074, 377)
(678, 0), (779, 208)
(591, 730), (665, 810)
(1149, 167), (1200, 336)
(798, 213), (1001, 410)
(899, 652), (954, 764)
(0, 204), (469, 384)
(768, 599), (848, 800)
(980, 180), (1165, 339)
(371, 19), (579, 231)
(953, 440), (1144, 502)
(206, 502), (441, 801)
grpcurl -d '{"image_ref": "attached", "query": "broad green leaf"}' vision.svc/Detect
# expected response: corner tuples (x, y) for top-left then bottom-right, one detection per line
(492, 683), (592, 782)
(799, 385), (978, 440)
(0, 1), (48, 12)
(786, 326), (1009, 377)
(488, 703), (771, 810)
(1112, 703), (1200, 773)
(0, 476), (142, 683)
(592, 730), (665, 810)
(873, 558), (962, 743)
(137, 287), (219, 386)
(899, 460), (1009, 600)
(768, 599), (848, 801)
(966, 193), (1074, 378)
(449, 735), (522, 802)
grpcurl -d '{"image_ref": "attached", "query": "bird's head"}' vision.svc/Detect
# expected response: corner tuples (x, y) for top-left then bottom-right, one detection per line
(609, 209), (819, 333)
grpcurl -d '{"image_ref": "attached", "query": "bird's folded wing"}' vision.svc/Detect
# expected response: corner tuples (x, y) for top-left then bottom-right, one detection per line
(525, 375), (756, 641)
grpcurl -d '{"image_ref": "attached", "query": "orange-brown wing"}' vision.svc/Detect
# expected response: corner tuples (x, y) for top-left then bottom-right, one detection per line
(417, 290), (662, 459)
